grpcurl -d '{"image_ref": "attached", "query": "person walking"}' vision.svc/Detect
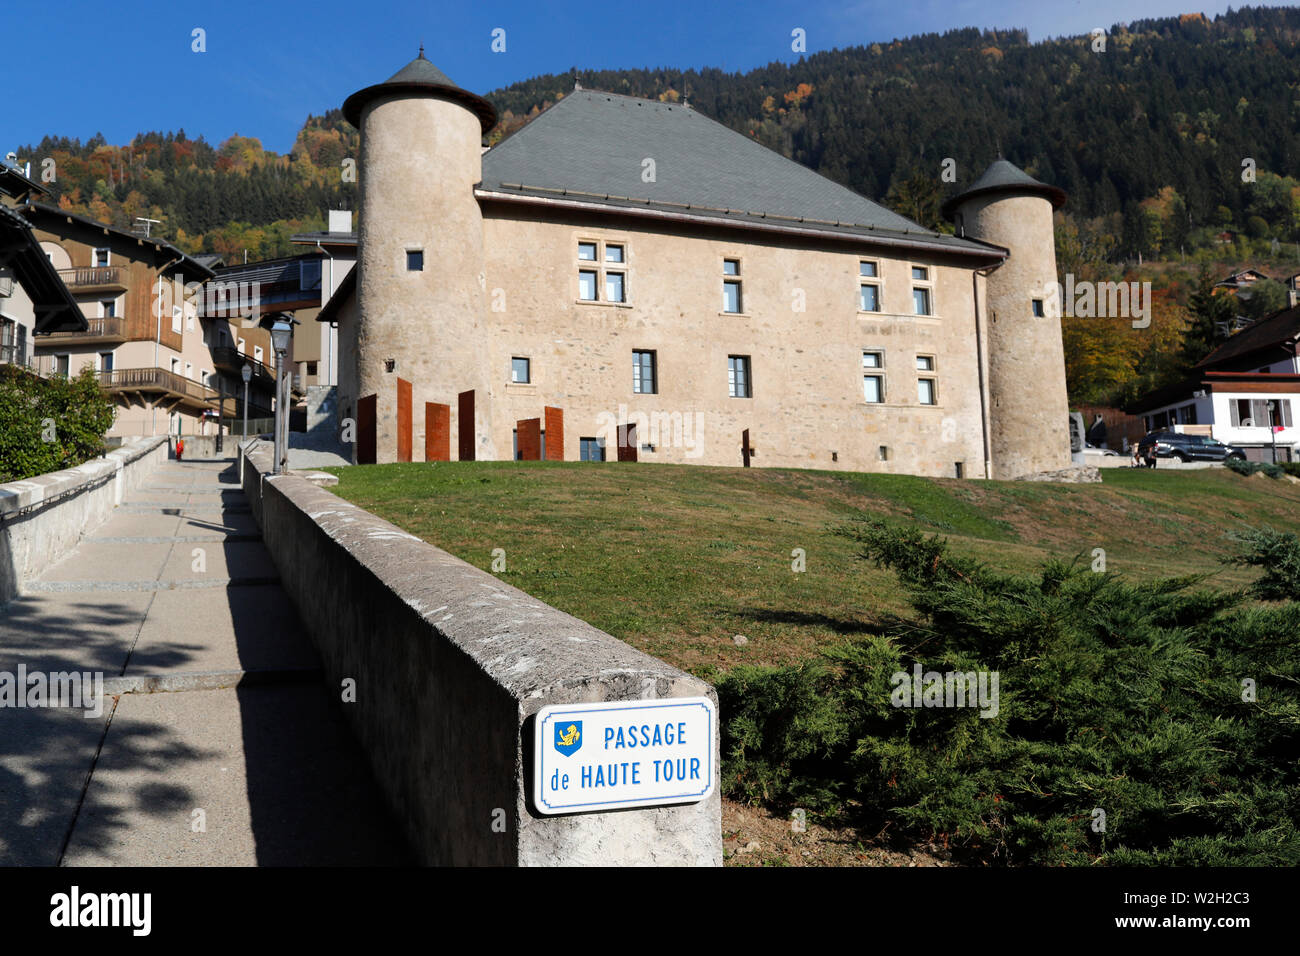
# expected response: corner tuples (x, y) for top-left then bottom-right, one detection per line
(176, 436), (185, 462)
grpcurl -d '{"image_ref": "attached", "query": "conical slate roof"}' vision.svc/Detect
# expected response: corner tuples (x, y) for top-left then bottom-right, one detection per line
(343, 50), (497, 132)
(941, 159), (1066, 218)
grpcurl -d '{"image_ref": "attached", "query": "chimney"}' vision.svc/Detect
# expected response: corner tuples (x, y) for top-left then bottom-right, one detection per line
(328, 209), (353, 234)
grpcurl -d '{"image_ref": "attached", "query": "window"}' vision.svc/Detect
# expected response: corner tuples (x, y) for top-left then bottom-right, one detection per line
(56, 354), (70, 376)
(860, 261), (878, 278)
(237, 336), (246, 355)
(171, 358), (180, 375)
(954, 462), (964, 479)
(254, 345), (264, 363)
(577, 240), (627, 303)
(99, 352), (114, 373)
(911, 264), (934, 316)
(219, 328), (229, 347)
(101, 299), (116, 317)
(1231, 398), (1292, 427)
(722, 259), (743, 313)
(580, 437), (606, 462)
(511, 356), (531, 384)
(306, 361), (318, 377)
(879, 445), (889, 461)
(728, 355), (752, 398)
(860, 283), (880, 312)
(406, 250), (423, 271)
(171, 306), (182, 334)
(93, 248), (110, 267)
(1032, 298), (1045, 317)
(185, 362), (193, 379)
(913, 287), (932, 316)
(633, 350), (657, 394)
(863, 351), (884, 403)
(301, 260), (322, 290)
(917, 355), (937, 405)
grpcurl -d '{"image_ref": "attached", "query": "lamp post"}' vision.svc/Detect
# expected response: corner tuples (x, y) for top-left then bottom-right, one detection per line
(266, 313), (297, 475)
(239, 362), (252, 484)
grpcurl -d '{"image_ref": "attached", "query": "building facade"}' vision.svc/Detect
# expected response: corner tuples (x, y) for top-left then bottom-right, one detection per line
(322, 54), (1072, 479)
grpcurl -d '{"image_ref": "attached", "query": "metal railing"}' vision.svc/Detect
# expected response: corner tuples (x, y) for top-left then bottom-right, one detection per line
(210, 345), (275, 379)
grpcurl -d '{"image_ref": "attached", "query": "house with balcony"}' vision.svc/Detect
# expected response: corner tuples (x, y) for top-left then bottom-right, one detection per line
(1130, 303), (1300, 462)
(0, 162), (86, 365)
(290, 208), (356, 390)
(19, 202), (218, 439)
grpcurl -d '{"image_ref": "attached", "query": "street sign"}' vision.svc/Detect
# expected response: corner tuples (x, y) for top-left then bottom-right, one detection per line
(533, 697), (715, 815)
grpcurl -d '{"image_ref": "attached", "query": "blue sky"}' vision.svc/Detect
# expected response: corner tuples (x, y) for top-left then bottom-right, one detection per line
(11, 0), (1289, 154)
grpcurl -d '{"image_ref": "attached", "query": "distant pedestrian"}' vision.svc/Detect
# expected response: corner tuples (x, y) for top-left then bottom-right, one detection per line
(1144, 443), (1156, 469)
(1131, 444), (1142, 468)
(176, 437), (185, 462)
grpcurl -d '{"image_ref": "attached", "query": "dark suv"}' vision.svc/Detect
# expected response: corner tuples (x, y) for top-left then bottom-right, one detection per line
(1137, 430), (1247, 463)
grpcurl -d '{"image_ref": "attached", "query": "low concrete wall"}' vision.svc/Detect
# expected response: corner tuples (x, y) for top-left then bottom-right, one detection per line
(0, 436), (167, 604)
(240, 441), (721, 866)
(171, 434), (239, 461)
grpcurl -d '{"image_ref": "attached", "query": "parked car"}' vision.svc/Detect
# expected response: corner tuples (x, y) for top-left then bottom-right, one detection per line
(1137, 430), (1247, 463)
(1084, 443), (1121, 457)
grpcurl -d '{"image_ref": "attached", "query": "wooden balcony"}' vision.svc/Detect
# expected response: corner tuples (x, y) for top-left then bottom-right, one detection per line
(39, 316), (128, 345)
(210, 345), (276, 385)
(57, 266), (129, 293)
(99, 367), (219, 412)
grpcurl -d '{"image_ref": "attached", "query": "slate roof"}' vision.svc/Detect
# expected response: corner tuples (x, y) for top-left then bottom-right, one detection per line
(480, 90), (996, 257)
(343, 52), (497, 132)
(941, 159), (1066, 218)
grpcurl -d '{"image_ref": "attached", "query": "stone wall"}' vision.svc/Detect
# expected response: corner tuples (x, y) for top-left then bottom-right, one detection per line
(239, 440), (722, 866)
(0, 436), (167, 604)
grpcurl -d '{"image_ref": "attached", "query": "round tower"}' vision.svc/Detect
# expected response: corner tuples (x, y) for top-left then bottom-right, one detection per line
(343, 51), (499, 463)
(943, 160), (1070, 479)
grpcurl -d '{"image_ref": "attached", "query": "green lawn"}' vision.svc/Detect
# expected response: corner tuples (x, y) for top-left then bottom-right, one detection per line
(321, 461), (1300, 679)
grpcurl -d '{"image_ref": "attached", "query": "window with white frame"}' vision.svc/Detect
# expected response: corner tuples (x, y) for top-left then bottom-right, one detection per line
(722, 259), (743, 313)
(728, 354), (752, 398)
(633, 349), (657, 394)
(577, 239), (627, 303)
(916, 354), (937, 405)
(911, 265), (933, 316)
(859, 261), (881, 312)
(511, 356), (531, 384)
(93, 247), (110, 268)
(862, 351), (884, 403)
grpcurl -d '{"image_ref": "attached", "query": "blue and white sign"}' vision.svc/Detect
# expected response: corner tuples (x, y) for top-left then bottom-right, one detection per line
(533, 697), (716, 815)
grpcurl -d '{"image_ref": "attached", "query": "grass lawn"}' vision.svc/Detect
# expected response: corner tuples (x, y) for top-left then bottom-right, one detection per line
(321, 461), (1300, 680)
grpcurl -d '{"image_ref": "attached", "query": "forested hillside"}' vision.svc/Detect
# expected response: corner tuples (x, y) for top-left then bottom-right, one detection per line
(15, 6), (1300, 407)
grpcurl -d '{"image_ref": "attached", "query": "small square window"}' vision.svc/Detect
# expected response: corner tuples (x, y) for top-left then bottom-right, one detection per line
(860, 261), (878, 278)
(723, 259), (740, 276)
(578, 242), (598, 261)
(511, 356), (531, 383)
(723, 280), (742, 314)
(306, 361), (318, 376)
(916, 355), (935, 371)
(879, 445), (889, 461)
(860, 284), (880, 312)
(578, 270), (599, 301)
(604, 244), (624, 263)
(94, 248), (110, 267)
(913, 287), (932, 316)
(406, 250), (423, 271)
(862, 351), (883, 369)
(1032, 298), (1045, 317)
(911, 266), (928, 281)
(101, 299), (116, 317)
(605, 271), (626, 303)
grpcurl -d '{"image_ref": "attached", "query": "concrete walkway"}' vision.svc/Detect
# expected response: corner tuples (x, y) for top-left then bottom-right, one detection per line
(0, 457), (410, 866)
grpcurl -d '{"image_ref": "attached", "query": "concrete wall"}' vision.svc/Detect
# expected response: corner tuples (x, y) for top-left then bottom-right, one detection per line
(240, 439), (721, 865)
(0, 435), (167, 604)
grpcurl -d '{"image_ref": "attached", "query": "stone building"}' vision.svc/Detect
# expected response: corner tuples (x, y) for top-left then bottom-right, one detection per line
(320, 53), (1071, 478)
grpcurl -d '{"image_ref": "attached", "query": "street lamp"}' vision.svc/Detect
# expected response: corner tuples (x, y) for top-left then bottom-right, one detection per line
(239, 362), (252, 484)
(261, 312), (298, 475)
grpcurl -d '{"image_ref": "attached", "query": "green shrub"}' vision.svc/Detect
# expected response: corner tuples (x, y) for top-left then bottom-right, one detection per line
(717, 519), (1300, 866)
(0, 365), (115, 482)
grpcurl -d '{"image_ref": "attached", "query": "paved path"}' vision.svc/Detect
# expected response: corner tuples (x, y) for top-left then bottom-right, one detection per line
(0, 457), (409, 866)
